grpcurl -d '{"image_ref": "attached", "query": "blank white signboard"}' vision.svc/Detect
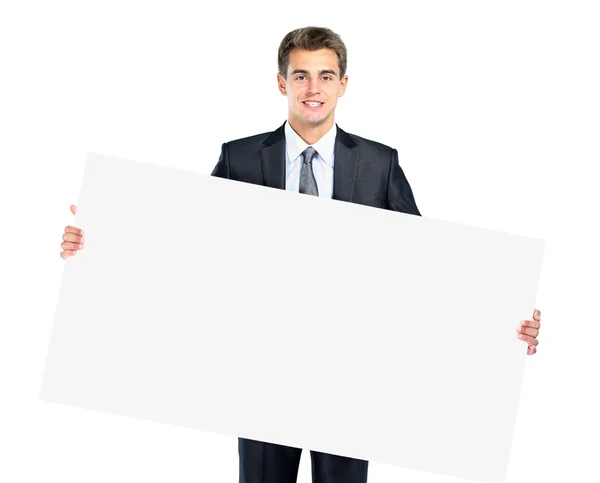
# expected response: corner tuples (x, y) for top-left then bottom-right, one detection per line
(40, 153), (545, 483)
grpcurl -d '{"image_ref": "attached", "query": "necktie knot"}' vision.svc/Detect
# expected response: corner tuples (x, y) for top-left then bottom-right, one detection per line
(302, 147), (318, 165)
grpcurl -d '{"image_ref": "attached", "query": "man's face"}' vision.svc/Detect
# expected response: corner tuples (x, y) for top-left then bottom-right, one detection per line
(277, 48), (348, 128)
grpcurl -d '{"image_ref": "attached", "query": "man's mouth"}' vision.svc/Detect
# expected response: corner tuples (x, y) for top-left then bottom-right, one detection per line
(303, 101), (324, 108)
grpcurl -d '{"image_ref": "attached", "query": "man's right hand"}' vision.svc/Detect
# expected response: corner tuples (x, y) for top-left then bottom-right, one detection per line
(60, 204), (85, 260)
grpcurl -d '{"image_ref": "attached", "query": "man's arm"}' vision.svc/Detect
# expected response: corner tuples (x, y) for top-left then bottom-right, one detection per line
(211, 143), (231, 179)
(386, 149), (421, 216)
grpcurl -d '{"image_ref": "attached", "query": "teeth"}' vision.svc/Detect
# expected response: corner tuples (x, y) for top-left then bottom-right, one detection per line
(305, 102), (321, 107)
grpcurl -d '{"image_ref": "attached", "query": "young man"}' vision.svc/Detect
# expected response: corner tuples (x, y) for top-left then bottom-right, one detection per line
(60, 26), (542, 483)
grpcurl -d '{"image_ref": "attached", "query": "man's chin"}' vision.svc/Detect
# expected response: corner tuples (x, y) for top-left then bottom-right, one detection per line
(299, 113), (329, 126)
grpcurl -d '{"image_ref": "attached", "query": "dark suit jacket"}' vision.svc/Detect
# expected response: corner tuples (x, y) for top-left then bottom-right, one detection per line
(211, 122), (421, 216)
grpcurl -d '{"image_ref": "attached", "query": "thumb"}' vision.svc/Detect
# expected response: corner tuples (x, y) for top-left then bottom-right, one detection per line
(70, 204), (77, 215)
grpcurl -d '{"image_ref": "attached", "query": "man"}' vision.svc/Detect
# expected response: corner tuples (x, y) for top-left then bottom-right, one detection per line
(59, 26), (542, 483)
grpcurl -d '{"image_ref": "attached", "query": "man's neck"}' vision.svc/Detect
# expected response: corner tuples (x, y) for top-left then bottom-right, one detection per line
(287, 116), (335, 145)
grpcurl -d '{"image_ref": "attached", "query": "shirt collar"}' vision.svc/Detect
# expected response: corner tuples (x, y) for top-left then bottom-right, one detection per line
(284, 120), (336, 167)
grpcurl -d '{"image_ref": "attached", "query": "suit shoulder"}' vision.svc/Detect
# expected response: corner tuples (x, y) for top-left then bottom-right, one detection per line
(224, 130), (274, 150)
(343, 131), (396, 154)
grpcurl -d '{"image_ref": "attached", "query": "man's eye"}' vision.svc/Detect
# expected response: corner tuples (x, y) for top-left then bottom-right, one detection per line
(322, 76), (332, 81)
(296, 75), (306, 81)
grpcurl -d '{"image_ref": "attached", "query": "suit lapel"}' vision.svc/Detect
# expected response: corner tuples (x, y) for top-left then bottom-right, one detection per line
(260, 122), (359, 200)
(332, 125), (359, 202)
(260, 122), (286, 190)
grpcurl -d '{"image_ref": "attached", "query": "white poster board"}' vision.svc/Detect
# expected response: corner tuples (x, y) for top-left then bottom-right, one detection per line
(40, 154), (545, 483)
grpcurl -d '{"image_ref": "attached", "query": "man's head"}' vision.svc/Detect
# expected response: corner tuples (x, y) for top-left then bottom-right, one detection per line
(277, 27), (348, 132)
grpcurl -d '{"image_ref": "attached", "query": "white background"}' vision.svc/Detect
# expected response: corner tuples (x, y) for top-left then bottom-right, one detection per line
(0, 1), (598, 482)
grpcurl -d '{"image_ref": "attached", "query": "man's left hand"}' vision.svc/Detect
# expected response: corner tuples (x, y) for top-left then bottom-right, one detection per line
(517, 309), (541, 355)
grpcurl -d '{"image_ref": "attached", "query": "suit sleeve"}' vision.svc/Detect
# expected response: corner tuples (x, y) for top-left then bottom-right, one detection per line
(386, 149), (421, 216)
(211, 142), (231, 179)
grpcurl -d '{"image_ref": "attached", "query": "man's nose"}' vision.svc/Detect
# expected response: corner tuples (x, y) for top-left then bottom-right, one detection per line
(306, 77), (320, 95)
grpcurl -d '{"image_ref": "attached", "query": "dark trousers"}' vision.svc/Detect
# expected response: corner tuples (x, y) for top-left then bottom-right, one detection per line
(238, 438), (369, 483)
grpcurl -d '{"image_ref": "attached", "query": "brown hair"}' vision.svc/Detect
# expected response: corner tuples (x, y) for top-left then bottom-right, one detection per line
(278, 26), (348, 79)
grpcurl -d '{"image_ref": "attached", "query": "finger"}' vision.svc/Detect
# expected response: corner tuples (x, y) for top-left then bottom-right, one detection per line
(518, 333), (539, 346)
(63, 232), (84, 244)
(533, 309), (541, 321)
(64, 226), (84, 237)
(61, 241), (84, 251)
(521, 318), (541, 330)
(60, 249), (78, 259)
(516, 326), (539, 338)
(527, 346), (537, 355)
(70, 204), (77, 215)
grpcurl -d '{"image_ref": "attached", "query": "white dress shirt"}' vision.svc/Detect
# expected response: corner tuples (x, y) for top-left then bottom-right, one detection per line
(284, 121), (336, 199)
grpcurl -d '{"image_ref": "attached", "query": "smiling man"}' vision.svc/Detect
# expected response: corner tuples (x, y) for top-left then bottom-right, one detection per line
(208, 26), (542, 483)
(210, 27), (426, 216)
(59, 25), (542, 483)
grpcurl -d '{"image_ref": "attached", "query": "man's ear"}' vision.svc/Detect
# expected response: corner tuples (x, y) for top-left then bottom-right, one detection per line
(338, 75), (348, 97)
(277, 73), (288, 96)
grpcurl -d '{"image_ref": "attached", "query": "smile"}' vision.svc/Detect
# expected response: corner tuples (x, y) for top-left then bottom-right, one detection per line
(303, 101), (324, 109)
